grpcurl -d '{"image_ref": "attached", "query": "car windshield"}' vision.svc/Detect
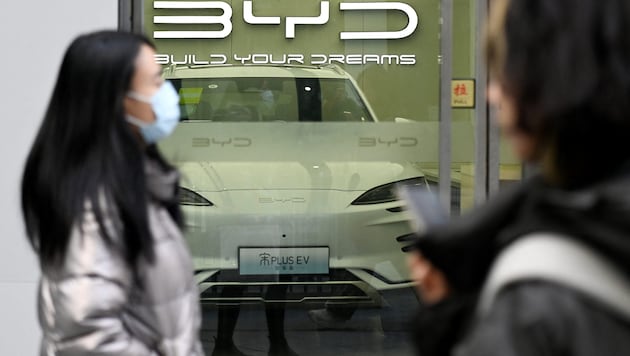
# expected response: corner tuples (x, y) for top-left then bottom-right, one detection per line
(172, 77), (375, 122)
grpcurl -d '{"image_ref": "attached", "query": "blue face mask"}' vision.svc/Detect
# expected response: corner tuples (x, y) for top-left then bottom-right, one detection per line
(126, 80), (181, 144)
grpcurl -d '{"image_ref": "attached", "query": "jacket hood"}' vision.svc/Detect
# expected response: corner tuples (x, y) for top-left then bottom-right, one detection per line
(509, 172), (630, 273)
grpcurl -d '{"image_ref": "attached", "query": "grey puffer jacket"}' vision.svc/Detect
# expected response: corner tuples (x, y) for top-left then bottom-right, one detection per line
(38, 158), (204, 356)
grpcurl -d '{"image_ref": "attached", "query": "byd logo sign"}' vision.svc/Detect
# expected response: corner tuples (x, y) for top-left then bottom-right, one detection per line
(153, 1), (418, 40)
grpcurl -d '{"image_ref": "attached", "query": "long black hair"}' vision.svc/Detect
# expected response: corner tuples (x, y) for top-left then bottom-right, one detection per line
(486, 0), (630, 188)
(22, 30), (180, 268)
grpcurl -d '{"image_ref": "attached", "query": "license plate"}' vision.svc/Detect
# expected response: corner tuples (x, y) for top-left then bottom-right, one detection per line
(239, 247), (329, 275)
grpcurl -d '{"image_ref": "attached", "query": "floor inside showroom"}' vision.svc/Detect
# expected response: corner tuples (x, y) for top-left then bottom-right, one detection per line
(200, 289), (418, 355)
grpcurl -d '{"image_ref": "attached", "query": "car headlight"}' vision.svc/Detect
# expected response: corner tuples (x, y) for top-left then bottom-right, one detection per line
(179, 187), (214, 206)
(351, 177), (426, 205)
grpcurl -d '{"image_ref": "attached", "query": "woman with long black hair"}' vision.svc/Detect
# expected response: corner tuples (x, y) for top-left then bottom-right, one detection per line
(22, 30), (203, 355)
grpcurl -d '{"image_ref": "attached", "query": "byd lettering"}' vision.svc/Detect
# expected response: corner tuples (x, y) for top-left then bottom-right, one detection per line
(259, 197), (307, 204)
(359, 137), (418, 147)
(153, 1), (418, 40)
(192, 137), (252, 147)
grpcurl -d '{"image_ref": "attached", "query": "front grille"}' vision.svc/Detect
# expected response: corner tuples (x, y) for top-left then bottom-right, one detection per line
(202, 268), (362, 283)
(197, 269), (381, 305)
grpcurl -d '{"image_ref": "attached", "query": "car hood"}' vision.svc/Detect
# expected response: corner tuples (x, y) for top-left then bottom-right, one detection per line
(178, 161), (421, 192)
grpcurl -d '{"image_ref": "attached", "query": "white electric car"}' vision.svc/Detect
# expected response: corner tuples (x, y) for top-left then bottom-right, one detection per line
(160, 65), (425, 306)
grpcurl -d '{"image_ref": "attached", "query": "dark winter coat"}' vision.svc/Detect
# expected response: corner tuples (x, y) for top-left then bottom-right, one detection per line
(410, 169), (630, 355)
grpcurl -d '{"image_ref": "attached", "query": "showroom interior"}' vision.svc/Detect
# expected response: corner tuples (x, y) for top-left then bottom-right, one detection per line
(0, 0), (521, 354)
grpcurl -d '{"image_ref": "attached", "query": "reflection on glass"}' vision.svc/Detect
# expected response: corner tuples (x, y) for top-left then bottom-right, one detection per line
(146, 0), (446, 352)
(161, 120), (430, 355)
(160, 59), (442, 356)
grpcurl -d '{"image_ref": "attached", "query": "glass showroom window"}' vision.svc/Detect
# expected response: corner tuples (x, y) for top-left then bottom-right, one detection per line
(130, 0), (484, 354)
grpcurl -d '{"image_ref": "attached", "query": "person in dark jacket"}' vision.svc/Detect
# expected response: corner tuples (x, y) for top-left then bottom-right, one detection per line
(21, 31), (203, 355)
(407, 0), (630, 354)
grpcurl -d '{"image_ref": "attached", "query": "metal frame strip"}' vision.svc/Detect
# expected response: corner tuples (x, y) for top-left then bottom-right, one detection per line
(119, 0), (144, 33)
(488, 104), (500, 195)
(118, 0), (132, 31)
(439, 0), (453, 214)
(132, 0), (145, 34)
(474, 0), (490, 205)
